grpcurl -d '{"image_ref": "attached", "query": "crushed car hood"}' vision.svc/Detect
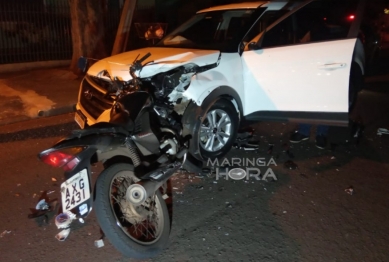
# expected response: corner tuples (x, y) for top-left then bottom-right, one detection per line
(87, 47), (221, 81)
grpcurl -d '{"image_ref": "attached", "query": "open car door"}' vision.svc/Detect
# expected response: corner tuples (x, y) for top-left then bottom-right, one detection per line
(242, 0), (365, 126)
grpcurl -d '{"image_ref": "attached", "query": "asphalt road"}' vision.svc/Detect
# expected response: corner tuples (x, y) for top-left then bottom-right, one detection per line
(0, 88), (388, 262)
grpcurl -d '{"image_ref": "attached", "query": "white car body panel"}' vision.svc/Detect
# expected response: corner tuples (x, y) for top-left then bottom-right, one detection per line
(183, 53), (243, 106)
(242, 38), (357, 115)
(87, 47), (221, 81)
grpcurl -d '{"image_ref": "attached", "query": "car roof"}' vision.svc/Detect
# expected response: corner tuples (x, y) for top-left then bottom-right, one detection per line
(196, 1), (293, 13)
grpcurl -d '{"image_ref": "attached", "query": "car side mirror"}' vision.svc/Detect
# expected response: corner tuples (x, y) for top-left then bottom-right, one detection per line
(77, 56), (88, 72)
(247, 30), (266, 51)
(248, 42), (259, 50)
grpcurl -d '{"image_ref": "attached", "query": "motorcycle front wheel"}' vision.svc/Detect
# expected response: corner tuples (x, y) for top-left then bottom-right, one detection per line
(94, 163), (170, 259)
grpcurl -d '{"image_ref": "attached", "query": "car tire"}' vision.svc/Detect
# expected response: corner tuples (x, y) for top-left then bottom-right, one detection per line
(198, 98), (239, 160)
(349, 63), (363, 112)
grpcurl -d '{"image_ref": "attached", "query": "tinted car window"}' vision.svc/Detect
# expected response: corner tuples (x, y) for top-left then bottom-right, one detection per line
(157, 8), (266, 52)
(261, 0), (360, 48)
(243, 10), (289, 44)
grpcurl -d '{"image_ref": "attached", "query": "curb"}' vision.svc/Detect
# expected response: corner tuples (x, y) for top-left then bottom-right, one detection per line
(38, 104), (76, 117)
(0, 104), (76, 127)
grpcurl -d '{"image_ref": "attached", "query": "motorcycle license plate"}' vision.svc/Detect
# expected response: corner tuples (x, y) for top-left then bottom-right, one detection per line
(60, 169), (90, 213)
(74, 111), (86, 129)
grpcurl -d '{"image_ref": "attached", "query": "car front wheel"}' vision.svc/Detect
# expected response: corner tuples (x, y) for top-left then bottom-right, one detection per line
(198, 99), (239, 159)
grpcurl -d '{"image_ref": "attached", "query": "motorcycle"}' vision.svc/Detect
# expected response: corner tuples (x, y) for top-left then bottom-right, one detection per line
(37, 53), (204, 259)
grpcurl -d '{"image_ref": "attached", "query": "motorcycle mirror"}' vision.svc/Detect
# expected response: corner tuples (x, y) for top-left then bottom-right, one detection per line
(77, 57), (88, 72)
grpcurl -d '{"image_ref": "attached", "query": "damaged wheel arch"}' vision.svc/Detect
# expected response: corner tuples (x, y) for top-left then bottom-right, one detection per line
(182, 86), (242, 160)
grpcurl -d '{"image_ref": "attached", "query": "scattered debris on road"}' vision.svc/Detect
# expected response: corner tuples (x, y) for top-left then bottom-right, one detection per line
(0, 230), (11, 237)
(35, 199), (49, 210)
(284, 160), (298, 170)
(55, 212), (76, 229)
(267, 144), (274, 154)
(345, 186), (354, 195)
(55, 228), (70, 241)
(94, 239), (105, 248)
(377, 128), (389, 136)
(28, 191), (58, 221)
(51, 177), (57, 182)
(282, 143), (294, 158)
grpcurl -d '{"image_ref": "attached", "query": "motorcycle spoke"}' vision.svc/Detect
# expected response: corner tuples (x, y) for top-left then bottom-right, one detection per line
(110, 173), (164, 244)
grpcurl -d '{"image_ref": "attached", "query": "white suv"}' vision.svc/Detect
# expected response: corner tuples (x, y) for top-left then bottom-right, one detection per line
(75, 0), (365, 160)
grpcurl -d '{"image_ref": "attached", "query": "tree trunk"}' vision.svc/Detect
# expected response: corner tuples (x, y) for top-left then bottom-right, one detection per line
(68, 0), (108, 73)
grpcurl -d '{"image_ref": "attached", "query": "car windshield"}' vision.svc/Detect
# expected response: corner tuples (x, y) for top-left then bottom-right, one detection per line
(156, 8), (266, 52)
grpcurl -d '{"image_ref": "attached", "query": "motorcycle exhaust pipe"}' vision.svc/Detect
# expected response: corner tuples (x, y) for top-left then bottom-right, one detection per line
(126, 160), (183, 206)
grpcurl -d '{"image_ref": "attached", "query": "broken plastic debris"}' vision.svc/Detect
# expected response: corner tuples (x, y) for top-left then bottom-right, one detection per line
(55, 212), (76, 229)
(78, 218), (85, 224)
(201, 167), (212, 175)
(282, 143), (294, 158)
(94, 239), (105, 248)
(345, 186), (354, 195)
(0, 230), (11, 237)
(377, 128), (389, 136)
(267, 144), (274, 154)
(52, 177), (57, 182)
(35, 199), (50, 210)
(55, 228), (70, 241)
(47, 190), (55, 195)
(28, 191), (58, 219)
(284, 160), (298, 170)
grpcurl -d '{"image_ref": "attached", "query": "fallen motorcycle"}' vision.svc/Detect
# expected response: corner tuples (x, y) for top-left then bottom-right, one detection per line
(37, 52), (204, 259)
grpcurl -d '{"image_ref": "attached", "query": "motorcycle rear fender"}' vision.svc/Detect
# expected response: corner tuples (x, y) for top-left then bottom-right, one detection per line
(44, 134), (136, 218)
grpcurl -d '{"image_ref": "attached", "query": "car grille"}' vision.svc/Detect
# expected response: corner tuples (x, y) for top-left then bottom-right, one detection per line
(80, 76), (114, 120)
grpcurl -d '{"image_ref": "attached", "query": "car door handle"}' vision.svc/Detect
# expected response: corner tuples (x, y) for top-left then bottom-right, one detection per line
(318, 63), (347, 70)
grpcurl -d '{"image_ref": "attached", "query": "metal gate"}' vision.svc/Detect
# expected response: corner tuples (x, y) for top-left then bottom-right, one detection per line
(0, 0), (121, 65)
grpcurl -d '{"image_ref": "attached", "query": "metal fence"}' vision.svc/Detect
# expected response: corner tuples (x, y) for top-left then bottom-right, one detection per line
(0, 0), (121, 65)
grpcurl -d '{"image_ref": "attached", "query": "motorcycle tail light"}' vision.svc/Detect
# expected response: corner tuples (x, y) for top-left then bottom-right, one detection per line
(39, 147), (84, 171)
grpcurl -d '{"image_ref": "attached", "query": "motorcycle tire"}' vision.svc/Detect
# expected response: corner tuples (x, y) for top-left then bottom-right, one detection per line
(94, 163), (170, 259)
